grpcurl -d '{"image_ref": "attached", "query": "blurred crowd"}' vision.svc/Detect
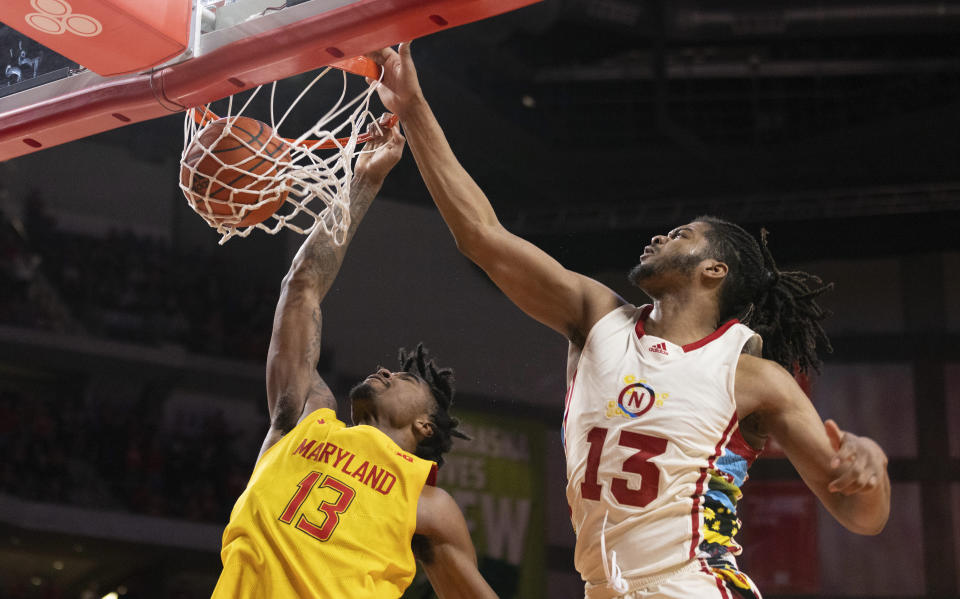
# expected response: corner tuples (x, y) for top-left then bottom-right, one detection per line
(0, 192), (276, 360)
(0, 191), (266, 516)
(0, 189), (279, 597)
(0, 389), (255, 523)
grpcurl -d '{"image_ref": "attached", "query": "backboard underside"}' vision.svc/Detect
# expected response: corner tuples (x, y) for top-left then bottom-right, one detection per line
(0, 0), (540, 161)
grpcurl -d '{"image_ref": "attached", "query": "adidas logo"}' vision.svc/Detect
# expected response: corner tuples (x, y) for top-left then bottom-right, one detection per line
(649, 342), (669, 355)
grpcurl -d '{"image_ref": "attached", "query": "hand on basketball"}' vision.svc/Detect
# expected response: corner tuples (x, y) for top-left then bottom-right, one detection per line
(355, 113), (405, 183)
(824, 419), (888, 496)
(367, 42), (423, 118)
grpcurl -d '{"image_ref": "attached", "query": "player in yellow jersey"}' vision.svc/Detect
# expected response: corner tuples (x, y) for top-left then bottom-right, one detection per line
(212, 119), (498, 599)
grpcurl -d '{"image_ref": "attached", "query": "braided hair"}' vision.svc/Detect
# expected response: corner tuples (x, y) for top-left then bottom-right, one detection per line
(398, 343), (469, 467)
(696, 216), (833, 374)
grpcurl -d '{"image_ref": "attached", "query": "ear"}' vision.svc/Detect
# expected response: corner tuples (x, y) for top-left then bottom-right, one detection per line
(413, 416), (435, 442)
(701, 259), (728, 282)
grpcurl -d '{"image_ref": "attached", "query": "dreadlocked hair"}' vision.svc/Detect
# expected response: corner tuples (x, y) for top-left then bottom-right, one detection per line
(696, 216), (834, 374)
(398, 343), (469, 468)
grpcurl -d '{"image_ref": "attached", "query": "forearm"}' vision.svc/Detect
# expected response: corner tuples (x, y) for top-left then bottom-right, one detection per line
(743, 359), (892, 537)
(400, 98), (502, 251)
(815, 449), (891, 535)
(834, 475), (890, 535)
(269, 174), (379, 395)
(424, 565), (497, 599)
(421, 542), (497, 599)
(285, 168), (383, 297)
(791, 442), (891, 536)
(788, 431), (891, 535)
(399, 96), (621, 339)
(266, 169), (383, 419)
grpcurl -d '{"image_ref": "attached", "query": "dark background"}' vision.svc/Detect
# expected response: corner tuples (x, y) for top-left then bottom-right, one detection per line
(1, 1), (959, 597)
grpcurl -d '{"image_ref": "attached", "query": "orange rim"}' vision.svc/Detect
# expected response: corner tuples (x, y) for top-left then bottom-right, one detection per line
(190, 56), (396, 150)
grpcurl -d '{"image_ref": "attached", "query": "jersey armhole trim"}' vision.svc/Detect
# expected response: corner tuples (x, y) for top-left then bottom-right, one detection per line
(581, 303), (640, 351)
(727, 427), (763, 465)
(254, 408), (341, 469)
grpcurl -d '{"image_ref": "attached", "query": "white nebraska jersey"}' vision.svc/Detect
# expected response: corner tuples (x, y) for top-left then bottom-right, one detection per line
(562, 304), (760, 584)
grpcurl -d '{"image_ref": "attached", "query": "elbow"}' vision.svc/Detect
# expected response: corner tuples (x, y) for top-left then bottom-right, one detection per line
(453, 235), (476, 260)
(279, 268), (296, 290)
(840, 493), (890, 536)
(853, 508), (890, 536)
(848, 518), (887, 537)
(278, 265), (320, 302)
(280, 262), (310, 290)
(453, 223), (503, 263)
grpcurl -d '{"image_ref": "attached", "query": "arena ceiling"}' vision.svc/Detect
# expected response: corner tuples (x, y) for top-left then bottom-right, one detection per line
(399, 0), (960, 264)
(7, 0), (960, 265)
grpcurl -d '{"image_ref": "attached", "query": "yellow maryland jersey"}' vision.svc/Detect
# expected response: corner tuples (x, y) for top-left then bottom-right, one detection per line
(213, 408), (437, 599)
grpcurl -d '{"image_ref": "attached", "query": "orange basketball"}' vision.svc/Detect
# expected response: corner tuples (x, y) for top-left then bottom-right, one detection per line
(180, 116), (291, 228)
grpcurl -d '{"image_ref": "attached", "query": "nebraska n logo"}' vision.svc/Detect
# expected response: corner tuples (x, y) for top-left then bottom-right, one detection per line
(617, 382), (656, 418)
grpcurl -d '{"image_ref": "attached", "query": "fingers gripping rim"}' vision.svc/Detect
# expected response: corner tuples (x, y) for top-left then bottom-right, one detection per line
(180, 56), (388, 245)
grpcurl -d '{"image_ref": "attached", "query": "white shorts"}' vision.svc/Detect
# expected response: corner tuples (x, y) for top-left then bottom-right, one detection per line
(584, 559), (762, 599)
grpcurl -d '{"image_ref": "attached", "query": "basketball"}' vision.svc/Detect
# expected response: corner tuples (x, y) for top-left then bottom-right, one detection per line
(180, 116), (291, 228)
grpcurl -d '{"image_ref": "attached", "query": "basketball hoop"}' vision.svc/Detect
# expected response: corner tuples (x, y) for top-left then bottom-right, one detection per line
(179, 56), (397, 245)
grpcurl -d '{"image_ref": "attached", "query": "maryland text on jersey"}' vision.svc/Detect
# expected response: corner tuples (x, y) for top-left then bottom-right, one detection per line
(291, 437), (400, 495)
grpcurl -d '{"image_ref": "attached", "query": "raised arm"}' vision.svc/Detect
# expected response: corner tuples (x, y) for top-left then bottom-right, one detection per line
(369, 44), (623, 345)
(258, 121), (405, 459)
(415, 486), (498, 599)
(736, 355), (891, 535)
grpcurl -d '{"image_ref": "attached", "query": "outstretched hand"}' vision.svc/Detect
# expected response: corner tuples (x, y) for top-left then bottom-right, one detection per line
(367, 42), (423, 119)
(354, 113), (406, 183)
(824, 419), (888, 496)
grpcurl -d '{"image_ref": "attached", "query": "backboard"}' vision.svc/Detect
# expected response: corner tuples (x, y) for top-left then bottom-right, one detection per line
(0, 0), (541, 161)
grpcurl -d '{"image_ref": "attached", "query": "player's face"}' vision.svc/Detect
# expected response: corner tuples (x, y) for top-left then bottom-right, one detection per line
(628, 221), (713, 290)
(349, 367), (433, 428)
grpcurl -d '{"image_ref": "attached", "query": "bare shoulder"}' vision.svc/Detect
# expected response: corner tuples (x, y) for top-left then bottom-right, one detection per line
(416, 485), (458, 538)
(418, 484), (450, 506)
(735, 353), (797, 415)
(414, 483), (495, 598)
(571, 272), (629, 346)
(736, 352), (788, 379)
(579, 271), (627, 313)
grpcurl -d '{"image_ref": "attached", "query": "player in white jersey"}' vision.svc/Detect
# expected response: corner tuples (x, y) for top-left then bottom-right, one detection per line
(369, 44), (891, 599)
(562, 303), (765, 598)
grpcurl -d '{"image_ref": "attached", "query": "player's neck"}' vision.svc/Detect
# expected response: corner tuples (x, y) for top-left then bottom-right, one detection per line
(371, 422), (418, 454)
(644, 292), (721, 347)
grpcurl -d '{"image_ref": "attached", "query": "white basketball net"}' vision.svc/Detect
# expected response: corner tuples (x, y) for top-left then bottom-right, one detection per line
(180, 66), (385, 245)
